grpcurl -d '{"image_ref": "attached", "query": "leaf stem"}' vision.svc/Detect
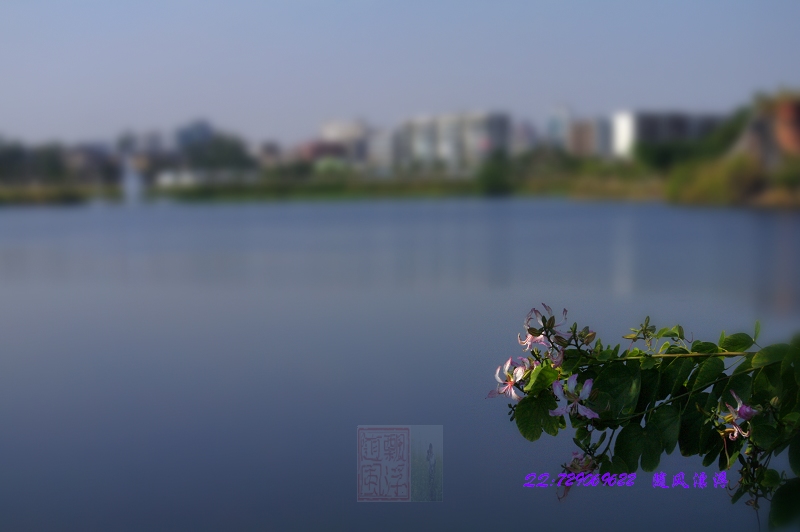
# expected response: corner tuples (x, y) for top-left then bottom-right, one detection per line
(613, 351), (754, 361)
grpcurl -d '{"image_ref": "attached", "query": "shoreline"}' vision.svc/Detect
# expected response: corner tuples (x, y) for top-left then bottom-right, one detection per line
(0, 178), (797, 209)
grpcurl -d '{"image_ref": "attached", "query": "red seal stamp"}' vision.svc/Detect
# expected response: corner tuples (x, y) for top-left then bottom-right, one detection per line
(357, 426), (410, 501)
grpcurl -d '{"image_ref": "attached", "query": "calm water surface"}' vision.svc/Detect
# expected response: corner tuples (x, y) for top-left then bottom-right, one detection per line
(0, 198), (797, 530)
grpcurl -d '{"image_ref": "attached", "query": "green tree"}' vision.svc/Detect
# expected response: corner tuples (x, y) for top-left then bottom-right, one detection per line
(183, 134), (255, 171)
(476, 149), (512, 196)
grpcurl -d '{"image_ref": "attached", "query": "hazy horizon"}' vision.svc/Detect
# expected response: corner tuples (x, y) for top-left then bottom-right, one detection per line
(1, 0), (799, 147)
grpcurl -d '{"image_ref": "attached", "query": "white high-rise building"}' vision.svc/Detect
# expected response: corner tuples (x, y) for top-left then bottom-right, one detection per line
(374, 111), (511, 177)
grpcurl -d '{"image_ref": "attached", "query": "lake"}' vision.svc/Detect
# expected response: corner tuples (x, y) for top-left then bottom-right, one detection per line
(0, 198), (797, 530)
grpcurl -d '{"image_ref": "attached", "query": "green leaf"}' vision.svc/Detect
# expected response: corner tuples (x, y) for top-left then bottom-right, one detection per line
(691, 357), (725, 392)
(575, 426), (590, 444)
(598, 455), (612, 476)
(650, 405), (681, 454)
(640, 425), (663, 472)
(720, 333), (754, 352)
(701, 437), (722, 467)
(691, 341), (719, 354)
(720, 372), (753, 408)
(523, 365), (559, 395)
(698, 414), (720, 456)
(671, 358), (696, 397)
(678, 393), (707, 456)
(789, 431), (800, 477)
(769, 478), (800, 529)
(589, 363), (641, 418)
(730, 485), (746, 504)
(641, 356), (657, 370)
(610, 455), (629, 475)
(515, 391), (560, 442)
(614, 424), (643, 473)
(754, 320), (761, 343)
(597, 349), (615, 361)
(780, 346), (800, 394)
(753, 364), (783, 405)
(752, 343), (793, 368)
(634, 369), (660, 421)
(761, 468), (781, 488)
(664, 344), (689, 354)
(749, 416), (779, 450)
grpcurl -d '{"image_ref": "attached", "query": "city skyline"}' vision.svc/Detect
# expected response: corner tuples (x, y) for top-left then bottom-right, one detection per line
(1, 1), (798, 146)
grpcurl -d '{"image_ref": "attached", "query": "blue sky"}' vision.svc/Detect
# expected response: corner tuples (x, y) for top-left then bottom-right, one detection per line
(1, 0), (798, 146)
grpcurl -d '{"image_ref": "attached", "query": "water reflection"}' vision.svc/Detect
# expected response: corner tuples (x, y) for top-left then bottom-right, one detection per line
(0, 201), (798, 320)
(121, 158), (144, 206)
(754, 212), (799, 315)
(612, 214), (634, 298)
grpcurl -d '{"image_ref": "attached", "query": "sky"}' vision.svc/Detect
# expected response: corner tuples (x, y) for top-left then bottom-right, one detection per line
(1, 0), (799, 148)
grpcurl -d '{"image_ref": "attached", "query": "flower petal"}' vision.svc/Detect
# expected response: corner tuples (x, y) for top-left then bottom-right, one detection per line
(513, 366), (525, 382)
(486, 389), (499, 398)
(525, 308), (535, 327)
(503, 357), (513, 374)
(549, 405), (568, 417)
(566, 374), (578, 393)
(542, 303), (553, 315)
(580, 379), (594, 400)
(509, 387), (523, 401)
(494, 365), (504, 384)
(533, 309), (544, 326)
(552, 381), (566, 401)
(730, 390), (743, 409)
(738, 404), (758, 421)
(577, 404), (600, 419)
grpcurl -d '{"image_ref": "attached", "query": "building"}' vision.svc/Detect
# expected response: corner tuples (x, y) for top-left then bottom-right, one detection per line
(292, 140), (347, 163)
(390, 111), (511, 176)
(567, 118), (611, 158)
(611, 111), (725, 159)
(510, 121), (537, 156)
(365, 129), (400, 178)
(319, 120), (370, 163)
(547, 107), (572, 150)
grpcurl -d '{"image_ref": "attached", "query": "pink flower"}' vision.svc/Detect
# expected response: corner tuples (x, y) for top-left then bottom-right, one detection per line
(723, 390), (758, 440)
(726, 390), (758, 421)
(487, 357), (524, 401)
(512, 356), (539, 371)
(518, 332), (550, 351)
(526, 304), (569, 330)
(549, 374), (599, 419)
(566, 451), (595, 474)
(549, 347), (565, 368)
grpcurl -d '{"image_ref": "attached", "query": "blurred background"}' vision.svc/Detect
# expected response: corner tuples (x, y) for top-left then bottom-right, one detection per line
(0, 1), (799, 530)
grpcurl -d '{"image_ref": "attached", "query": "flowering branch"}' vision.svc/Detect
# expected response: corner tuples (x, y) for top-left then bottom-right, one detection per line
(487, 304), (800, 529)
